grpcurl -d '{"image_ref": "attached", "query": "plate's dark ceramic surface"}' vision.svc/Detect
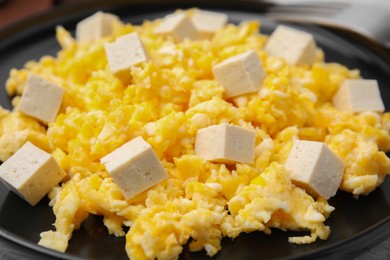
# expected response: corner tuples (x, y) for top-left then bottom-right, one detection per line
(1, 1), (390, 259)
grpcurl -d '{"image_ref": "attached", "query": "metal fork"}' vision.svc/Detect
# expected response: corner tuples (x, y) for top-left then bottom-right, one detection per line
(250, 0), (390, 50)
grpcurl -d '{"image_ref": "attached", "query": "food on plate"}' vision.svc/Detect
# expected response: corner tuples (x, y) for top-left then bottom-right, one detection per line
(190, 9), (228, 39)
(195, 123), (256, 164)
(76, 11), (119, 43)
(212, 50), (266, 98)
(17, 73), (64, 123)
(332, 79), (385, 112)
(264, 25), (317, 66)
(0, 141), (66, 206)
(104, 32), (149, 76)
(285, 140), (345, 199)
(154, 12), (198, 42)
(100, 136), (169, 199)
(0, 7), (390, 259)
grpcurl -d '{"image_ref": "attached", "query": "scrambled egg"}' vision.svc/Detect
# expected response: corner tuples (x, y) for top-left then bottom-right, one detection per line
(1, 10), (390, 259)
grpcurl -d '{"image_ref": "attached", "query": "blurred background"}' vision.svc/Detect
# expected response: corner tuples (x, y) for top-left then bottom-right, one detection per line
(0, 0), (91, 28)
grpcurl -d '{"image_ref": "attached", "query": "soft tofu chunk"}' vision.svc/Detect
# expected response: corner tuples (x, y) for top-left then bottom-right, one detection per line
(104, 32), (149, 76)
(195, 123), (256, 164)
(332, 79), (385, 113)
(100, 136), (168, 199)
(154, 12), (198, 42)
(0, 142), (66, 206)
(285, 140), (345, 199)
(264, 25), (317, 66)
(212, 50), (265, 98)
(17, 74), (64, 123)
(191, 9), (228, 39)
(76, 11), (119, 42)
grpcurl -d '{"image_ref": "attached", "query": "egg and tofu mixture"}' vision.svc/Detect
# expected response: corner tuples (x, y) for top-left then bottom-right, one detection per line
(1, 8), (390, 259)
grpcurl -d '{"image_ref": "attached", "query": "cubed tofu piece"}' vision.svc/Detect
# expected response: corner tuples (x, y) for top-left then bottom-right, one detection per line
(104, 32), (149, 76)
(154, 12), (198, 42)
(264, 25), (317, 66)
(191, 9), (228, 39)
(195, 123), (256, 164)
(100, 136), (168, 199)
(0, 142), (66, 206)
(285, 140), (345, 199)
(212, 50), (265, 98)
(17, 74), (64, 123)
(76, 11), (119, 42)
(332, 79), (385, 113)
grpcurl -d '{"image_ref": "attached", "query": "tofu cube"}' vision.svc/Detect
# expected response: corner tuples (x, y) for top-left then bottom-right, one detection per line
(100, 136), (168, 199)
(332, 79), (385, 113)
(285, 140), (345, 199)
(264, 25), (317, 66)
(0, 142), (66, 206)
(195, 123), (256, 164)
(104, 32), (149, 76)
(76, 11), (119, 42)
(17, 74), (64, 123)
(212, 50), (265, 98)
(191, 9), (228, 39)
(154, 12), (198, 42)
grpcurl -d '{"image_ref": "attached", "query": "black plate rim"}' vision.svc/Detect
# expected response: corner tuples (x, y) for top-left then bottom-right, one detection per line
(0, 1), (390, 259)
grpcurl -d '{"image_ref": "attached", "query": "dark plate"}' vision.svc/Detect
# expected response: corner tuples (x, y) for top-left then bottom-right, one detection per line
(1, 0), (390, 259)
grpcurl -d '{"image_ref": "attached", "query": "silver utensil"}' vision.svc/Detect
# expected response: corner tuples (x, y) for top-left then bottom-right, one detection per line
(250, 0), (390, 50)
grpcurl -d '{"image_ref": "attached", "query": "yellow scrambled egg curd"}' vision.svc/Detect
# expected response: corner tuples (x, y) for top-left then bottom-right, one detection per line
(1, 9), (390, 260)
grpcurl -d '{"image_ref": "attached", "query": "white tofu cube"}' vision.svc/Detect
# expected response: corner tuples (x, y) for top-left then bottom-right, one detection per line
(195, 123), (256, 164)
(104, 32), (149, 76)
(264, 25), (317, 66)
(100, 136), (168, 199)
(285, 140), (345, 199)
(17, 74), (64, 123)
(0, 142), (66, 206)
(212, 50), (265, 98)
(191, 9), (228, 39)
(154, 12), (198, 42)
(332, 79), (385, 113)
(76, 11), (119, 42)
